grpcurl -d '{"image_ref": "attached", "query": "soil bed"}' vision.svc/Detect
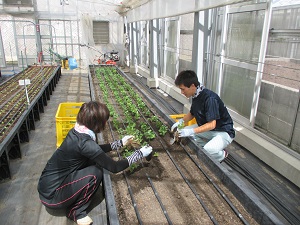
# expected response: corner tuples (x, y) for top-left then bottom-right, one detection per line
(91, 66), (259, 225)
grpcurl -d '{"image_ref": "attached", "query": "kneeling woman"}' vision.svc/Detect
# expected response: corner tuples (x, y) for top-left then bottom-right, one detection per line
(37, 101), (152, 225)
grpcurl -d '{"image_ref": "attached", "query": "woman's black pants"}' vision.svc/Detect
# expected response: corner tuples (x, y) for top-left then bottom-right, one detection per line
(41, 165), (103, 222)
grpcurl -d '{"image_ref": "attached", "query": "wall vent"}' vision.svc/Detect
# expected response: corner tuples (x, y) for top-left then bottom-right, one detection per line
(3, 0), (33, 7)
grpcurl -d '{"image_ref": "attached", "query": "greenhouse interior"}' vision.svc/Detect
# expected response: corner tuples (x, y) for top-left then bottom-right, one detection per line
(0, 0), (300, 224)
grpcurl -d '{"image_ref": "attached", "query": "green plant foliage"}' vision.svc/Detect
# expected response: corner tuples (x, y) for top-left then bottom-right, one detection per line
(158, 125), (168, 136)
(178, 120), (185, 129)
(94, 66), (169, 172)
(144, 129), (156, 140)
(129, 163), (139, 172)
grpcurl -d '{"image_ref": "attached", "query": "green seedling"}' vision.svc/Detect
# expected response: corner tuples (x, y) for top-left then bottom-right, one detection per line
(144, 129), (156, 140)
(129, 163), (139, 172)
(158, 125), (168, 136)
(178, 120), (185, 129)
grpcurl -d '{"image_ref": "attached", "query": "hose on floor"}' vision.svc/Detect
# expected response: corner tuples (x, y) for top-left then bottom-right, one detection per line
(225, 155), (300, 225)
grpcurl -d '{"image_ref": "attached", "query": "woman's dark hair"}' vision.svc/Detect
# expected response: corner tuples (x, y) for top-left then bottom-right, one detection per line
(77, 101), (110, 133)
(175, 70), (200, 87)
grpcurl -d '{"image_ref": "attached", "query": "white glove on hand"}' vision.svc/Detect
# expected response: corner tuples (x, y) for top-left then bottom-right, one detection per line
(126, 145), (153, 165)
(171, 119), (184, 132)
(122, 135), (134, 146)
(178, 128), (195, 137)
(139, 145), (153, 157)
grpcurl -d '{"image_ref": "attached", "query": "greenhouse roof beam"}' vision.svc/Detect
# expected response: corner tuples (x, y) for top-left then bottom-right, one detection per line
(122, 0), (250, 22)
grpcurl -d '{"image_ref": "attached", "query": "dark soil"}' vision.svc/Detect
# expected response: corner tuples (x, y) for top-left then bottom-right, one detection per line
(92, 67), (259, 225)
(109, 137), (259, 225)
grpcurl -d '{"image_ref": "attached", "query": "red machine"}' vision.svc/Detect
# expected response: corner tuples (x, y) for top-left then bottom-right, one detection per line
(80, 44), (119, 65)
(99, 51), (119, 65)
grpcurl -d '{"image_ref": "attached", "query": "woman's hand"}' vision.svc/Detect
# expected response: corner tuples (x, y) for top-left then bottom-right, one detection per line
(139, 145), (153, 157)
(122, 135), (134, 146)
(126, 145), (153, 165)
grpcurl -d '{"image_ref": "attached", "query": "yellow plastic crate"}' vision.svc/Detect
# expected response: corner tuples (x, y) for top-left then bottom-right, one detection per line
(169, 114), (197, 126)
(61, 59), (69, 69)
(55, 102), (84, 147)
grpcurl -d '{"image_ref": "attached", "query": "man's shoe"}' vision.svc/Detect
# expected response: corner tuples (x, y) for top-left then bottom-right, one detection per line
(77, 216), (93, 225)
(220, 150), (229, 163)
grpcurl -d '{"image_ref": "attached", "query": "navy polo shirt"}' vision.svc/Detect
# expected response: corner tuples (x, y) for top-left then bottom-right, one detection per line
(190, 88), (235, 138)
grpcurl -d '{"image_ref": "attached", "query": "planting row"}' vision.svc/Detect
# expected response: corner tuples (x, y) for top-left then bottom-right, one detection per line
(0, 66), (57, 143)
(95, 66), (170, 170)
(91, 65), (257, 225)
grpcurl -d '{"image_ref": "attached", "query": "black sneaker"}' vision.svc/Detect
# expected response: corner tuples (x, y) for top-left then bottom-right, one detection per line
(220, 150), (229, 163)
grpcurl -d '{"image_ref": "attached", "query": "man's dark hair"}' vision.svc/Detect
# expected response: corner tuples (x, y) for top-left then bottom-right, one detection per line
(77, 101), (110, 133)
(175, 70), (200, 87)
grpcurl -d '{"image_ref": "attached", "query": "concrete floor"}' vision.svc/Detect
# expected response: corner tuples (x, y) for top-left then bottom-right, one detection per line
(0, 68), (106, 225)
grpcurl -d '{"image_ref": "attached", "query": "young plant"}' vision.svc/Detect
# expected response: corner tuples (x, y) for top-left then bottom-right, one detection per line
(126, 137), (141, 149)
(178, 119), (185, 129)
(129, 163), (139, 172)
(122, 147), (139, 172)
(158, 125), (168, 136)
(143, 108), (151, 117)
(140, 122), (149, 133)
(144, 129), (156, 140)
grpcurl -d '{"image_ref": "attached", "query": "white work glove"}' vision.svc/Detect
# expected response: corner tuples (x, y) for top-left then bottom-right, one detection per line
(139, 145), (153, 157)
(122, 135), (134, 146)
(126, 145), (153, 165)
(178, 128), (195, 137)
(171, 119), (184, 132)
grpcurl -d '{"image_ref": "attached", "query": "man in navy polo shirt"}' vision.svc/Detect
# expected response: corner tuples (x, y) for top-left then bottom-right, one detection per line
(171, 70), (235, 162)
